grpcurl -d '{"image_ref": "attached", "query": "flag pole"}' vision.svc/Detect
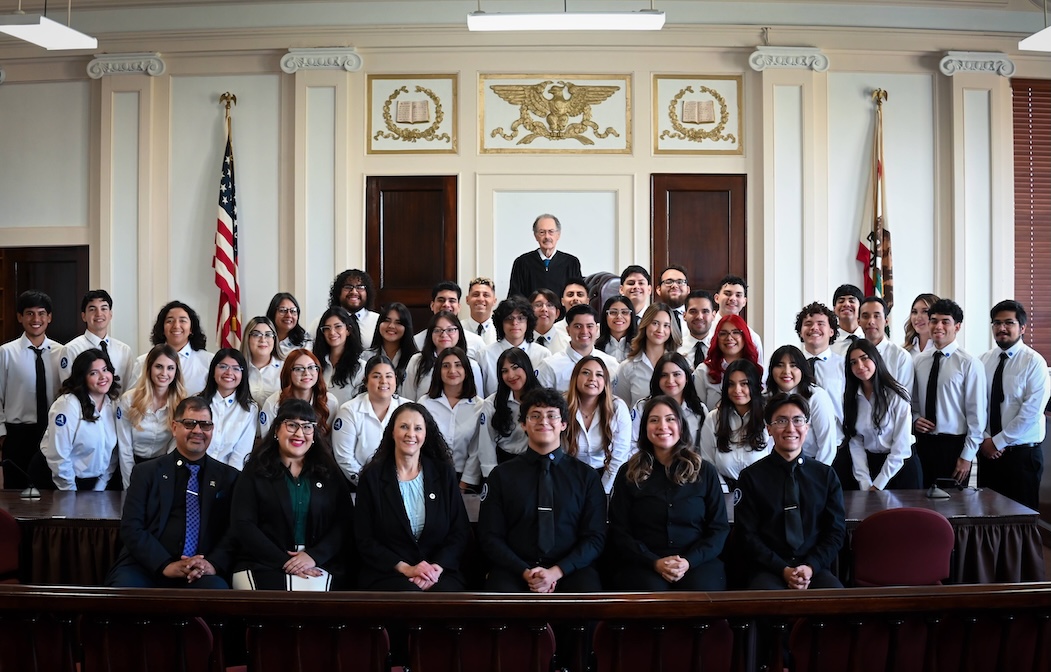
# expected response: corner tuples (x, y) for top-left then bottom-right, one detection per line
(214, 91), (241, 349)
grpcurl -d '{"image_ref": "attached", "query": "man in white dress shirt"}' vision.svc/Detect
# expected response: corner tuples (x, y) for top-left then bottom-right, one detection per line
(830, 284), (864, 356)
(328, 269), (380, 351)
(977, 300), (1049, 510)
(552, 277), (590, 343)
(859, 296), (914, 391)
(460, 277), (498, 347)
(413, 281), (485, 359)
(911, 298), (987, 488)
(57, 289), (133, 388)
(619, 265), (651, 321)
(794, 302), (846, 442)
(678, 290), (716, 369)
(530, 289), (569, 354)
(536, 305), (619, 393)
(714, 275), (763, 364)
(655, 265), (691, 329)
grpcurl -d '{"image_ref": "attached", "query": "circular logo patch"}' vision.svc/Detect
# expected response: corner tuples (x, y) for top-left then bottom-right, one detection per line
(60, 357), (69, 369)
(732, 488), (743, 506)
(479, 482), (489, 502)
(333, 418), (343, 431)
(116, 407), (122, 420)
(479, 412), (486, 426)
(259, 411), (267, 425)
(55, 414), (67, 427)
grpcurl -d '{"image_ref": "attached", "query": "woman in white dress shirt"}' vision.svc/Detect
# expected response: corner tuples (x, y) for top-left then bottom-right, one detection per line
(240, 316), (283, 408)
(631, 352), (708, 452)
(694, 314), (763, 411)
(615, 303), (682, 409)
(258, 348), (338, 438)
(481, 347), (541, 465)
(566, 356), (632, 494)
(903, 292), (940, 357)
(402, 311), (483, 402)
(267, 292), (313, 358)
(596, 295), (637, 364)
(699, 359), (771, 492)
(41, 349), (121, 491)
(764, 345), (837, 466)
(198, 349), (258, 470)
(131, 301), (213, 395)
(844, 339), (921, 490)
(313, 306), (365, 408)
(116, 344), (186, 488)
(331, 354), (407, 487)
(420, 347), (487, 492)
(365, 303), (418, 395)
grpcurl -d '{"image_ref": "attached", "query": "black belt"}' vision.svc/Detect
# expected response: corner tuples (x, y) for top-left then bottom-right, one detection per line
(1003, 443), (1040, 452)
(75, 476), (101, 490)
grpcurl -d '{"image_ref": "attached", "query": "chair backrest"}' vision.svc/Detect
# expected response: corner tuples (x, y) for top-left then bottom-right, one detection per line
(246, 623), (389, 672)
(592, 620), (734, 672)
(79, 616), (213, 672)
(0, 615), (76, 672)
(0, 508), (21, 582)
(852, 507), (954, 586)
(409, 622), (555, 672)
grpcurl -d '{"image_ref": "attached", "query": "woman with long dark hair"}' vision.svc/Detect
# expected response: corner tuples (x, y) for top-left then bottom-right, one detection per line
(41, 348), (122, 490)
(198, 348), (257, 470)
(699, 359), (771, 492)
(420, 347), (487, 491)
(843, 339), (921, 490)
(131, 301), (212, 394)
(608, 396), (728, 591)
(764, 344), (836, 465)
(267, 292), (313, 357)
(116, 344), (186, 489)
(231, 399), (351, 591)
(258, 348), (337, 437)
(331, 355), (408, 486)
(480, 347), (541, 464)
(694, 314), (762, 411)
(312, 306), (365, 408)
(365, 303), (418, 395)
(596, 295), (637, 363)
(615, 302), (682, 408)
(566, 355), (631, 494)
(402, 310), (482, 401)
(630, 352), (708, 452)
(355, 403), (470, 591)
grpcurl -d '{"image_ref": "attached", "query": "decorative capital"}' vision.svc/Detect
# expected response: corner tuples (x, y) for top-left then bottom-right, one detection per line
(749, 46), (829, 72)
(280, 48), (362, 74)
(0, 67), (5, 86)
(938, 51), (1015, 77)
(87, 53), (166, 79)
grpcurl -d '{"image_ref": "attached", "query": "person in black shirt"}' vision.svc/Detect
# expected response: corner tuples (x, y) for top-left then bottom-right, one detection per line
(478, 387), (606, 592)
(506, 214), (583, 301)
(608, 395), (728, 591)
(734, 392), (845, 590)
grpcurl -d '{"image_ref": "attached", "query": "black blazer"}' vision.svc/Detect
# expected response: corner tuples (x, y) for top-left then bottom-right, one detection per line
(113, 451), (239, 576)
(354, 454), (469, 588)
(230, 457), (353, 576)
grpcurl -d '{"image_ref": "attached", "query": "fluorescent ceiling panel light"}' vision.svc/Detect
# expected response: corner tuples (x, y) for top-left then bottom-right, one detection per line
(1019, 25), (1051, 51)
(467, 10), (665, 31)
(0, 13), (97, 50)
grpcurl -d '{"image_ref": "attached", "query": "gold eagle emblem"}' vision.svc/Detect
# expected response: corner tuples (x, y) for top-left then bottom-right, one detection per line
(490, 80), (621, 145)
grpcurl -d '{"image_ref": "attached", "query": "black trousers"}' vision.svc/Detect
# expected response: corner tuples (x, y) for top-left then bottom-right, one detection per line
(484, 565), (602, 592)
(867, 451), (924, 490)
(610, 558), (727, 591)
(915, 433), (965, 487)
(1, 422), (46, 489)
(978, 444), (1043, 510)
(747, 568), (842, 590)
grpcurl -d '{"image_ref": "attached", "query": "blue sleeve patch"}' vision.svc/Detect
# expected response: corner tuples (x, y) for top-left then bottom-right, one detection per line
(259, 411), (267, 425)
(333, 418), (343, 431)
(60, 357), (69, 369)
(732, 488), (743, 506)
(479, 482), (489, 502)
(55, 414), (67, 427)
(479, 412), (486, 426)
(116, 407), (122, 420)
(630, 408), (637, 421)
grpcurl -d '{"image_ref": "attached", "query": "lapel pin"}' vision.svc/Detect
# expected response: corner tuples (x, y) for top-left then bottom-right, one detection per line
(316, 482), (323, 488)
(209, 480), (216, 487)
(429, 493), (436, 500)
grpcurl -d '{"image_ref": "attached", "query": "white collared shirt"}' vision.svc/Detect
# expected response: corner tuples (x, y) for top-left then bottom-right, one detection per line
(912, 342), (987, 461)
(480, 393), (528, 464)
(678, 332), (712, 368)
(115, 393), (174, 489)
(41, 393), (118, 490)
(874, 338), (915, 392)
(477, 340), (551, 397)
(569, 397), (632, 494)
(258, 390), (339, 437)
(277, 332), (313, 359)
(831, 327), (864, 356)
(602, 335), (630, 363)
(532, 327), (569, 355)
(247, 356), (283, 408)
(132, 344), (213, 397)
(323, 354), (367, 409)
(58, 331), (133, 390)
(331, 392), (407, 483)
(401, 353), (484, 403)
(805, 346), (846, 444)
(849, 389), (913, 490)
(699, 407), (772, 492)
(0, 333), (59, 430)
(206, 393), (257, 470)
(420, 393), (486, 484)
(614, 352), (658, 408)
(461, 315), (497, 347)
(980, 342), (1050, 449)
(536, 347), (619, 394)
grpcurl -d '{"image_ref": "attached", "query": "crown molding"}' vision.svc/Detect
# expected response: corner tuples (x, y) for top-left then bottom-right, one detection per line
(86, 52), (166, 79)
(749, 46), (830, 72)
(279, 47), (362, 74)
(938, 50), (1016, 76)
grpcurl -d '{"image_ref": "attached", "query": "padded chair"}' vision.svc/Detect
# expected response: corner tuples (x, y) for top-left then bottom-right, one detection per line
(592, 620), (735, 672)
(407, 622), (555, 672)
(852, 507), (954, 586)
(0, 508), (22, 583)
(246, 622), (389, 672)
(79, 615), (214, 672)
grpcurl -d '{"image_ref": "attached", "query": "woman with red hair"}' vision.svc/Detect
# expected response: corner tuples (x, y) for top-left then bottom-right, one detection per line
(693, 314), (762, 410)
(258, 348), (338, 437)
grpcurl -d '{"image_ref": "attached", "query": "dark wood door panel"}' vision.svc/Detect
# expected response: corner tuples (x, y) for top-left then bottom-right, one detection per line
(1, 246), (89, 344)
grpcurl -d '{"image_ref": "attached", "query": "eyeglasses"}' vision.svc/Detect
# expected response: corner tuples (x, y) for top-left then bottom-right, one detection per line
(769, 416), (808, 428)
(504, 315), (527, 324)
(432, 326), (460, 336)
(533, 302), (556, 311)
(718, 329), (744, 339)
(283, 420), (317, 435)
(249, 330), (276, 340)
(606, 309), (633, 318)
(276, 307), (299, 316)
(991, 320), (1019, 328)
(320, 324), (347, 334)
(175, 419), (215, 431)
(216, 363), (244, 373)
(660, 278), (688, 287)
(291, 365), (320, 375)
(527, 411), (563, 424)
(342, 283), (367, 292)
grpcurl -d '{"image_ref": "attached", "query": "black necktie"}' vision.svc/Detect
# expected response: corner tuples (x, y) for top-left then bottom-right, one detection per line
(784, 459), (804, 555)
(926, 351), (943, 425)
(30, 346), (48, 424)
(693, 341), (705, 368)
(537, 458), (554, 557)
(99, 340), (109, 358)
(989, 352), (1008, 436)
(476, 324), (484, 336)
(536, 335), (548, 348)
(848, 334), (859, 343)
(807, 357), (818, 376)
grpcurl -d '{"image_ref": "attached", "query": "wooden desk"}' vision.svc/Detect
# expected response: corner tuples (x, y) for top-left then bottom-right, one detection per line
(1, 488), (1043, 586)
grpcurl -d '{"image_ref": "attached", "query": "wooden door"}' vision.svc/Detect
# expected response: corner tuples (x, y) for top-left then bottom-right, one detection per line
(365, 176), (457, 331)
(0, 246), (89, 344)
(651, 173), (747, 312)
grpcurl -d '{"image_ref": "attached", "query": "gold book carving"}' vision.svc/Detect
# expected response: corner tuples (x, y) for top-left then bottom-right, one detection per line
(396, 100), (431, 124)
(681, 100), (715, 124)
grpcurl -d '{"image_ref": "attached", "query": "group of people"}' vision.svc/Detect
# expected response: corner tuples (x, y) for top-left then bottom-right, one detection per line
(0, 211), (1046, 595)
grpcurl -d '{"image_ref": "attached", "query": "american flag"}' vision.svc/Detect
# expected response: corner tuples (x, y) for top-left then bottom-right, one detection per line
(213, 114), (241, 349)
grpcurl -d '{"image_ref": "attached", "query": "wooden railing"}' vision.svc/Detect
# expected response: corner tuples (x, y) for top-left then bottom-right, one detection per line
(0, 583), (1049, 671)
